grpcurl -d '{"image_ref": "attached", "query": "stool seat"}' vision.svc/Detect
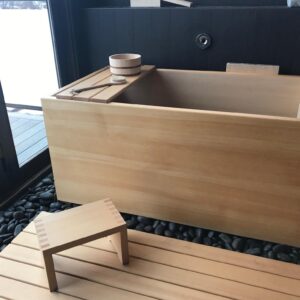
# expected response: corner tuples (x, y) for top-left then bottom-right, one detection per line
(34, 198), (129, 292)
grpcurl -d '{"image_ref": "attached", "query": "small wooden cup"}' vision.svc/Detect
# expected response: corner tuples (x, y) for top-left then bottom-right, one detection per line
(109, 53), (141, 76)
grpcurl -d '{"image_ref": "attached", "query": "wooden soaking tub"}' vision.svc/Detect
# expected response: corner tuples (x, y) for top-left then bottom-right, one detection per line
(42, 66), (300, 247)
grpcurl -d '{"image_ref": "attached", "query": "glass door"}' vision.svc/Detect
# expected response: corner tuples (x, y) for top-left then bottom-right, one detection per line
(0, 0), (58, 200)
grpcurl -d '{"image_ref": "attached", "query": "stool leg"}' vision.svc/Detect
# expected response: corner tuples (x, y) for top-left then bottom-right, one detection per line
(43, 252), (58, 292)
(109, 227), (129, 265)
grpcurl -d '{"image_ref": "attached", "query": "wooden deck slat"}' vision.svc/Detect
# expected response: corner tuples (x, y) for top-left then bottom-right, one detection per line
(128, 230), (300, 281)
(3, 218), (300, 300)
(86, 238), (300, 297)
(16, 127), (46, 155)
(14, 122), (45, 145)
(19, 227), (300, 297)
(0, 274), (78, 300)
(2, 243), (227, 300)
(10, 117), (29, 130)
(12, 119), (40, 138)
(18, 136), (48, 165)
(8, 116), (19, 124)
(24, 218), (300, 281)
(0, 256), (153, 300)
(15, 230), (300, 299)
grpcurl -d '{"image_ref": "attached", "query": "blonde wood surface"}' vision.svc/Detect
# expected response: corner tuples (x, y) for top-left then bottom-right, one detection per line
(34, 199), (129, 291)
(55, 65), (155, 103)
(2, 217), (299, 300)
(2, 244), (226, 300)
(42, 97), (300, 246)
(298, 104), (300, 118)
(109, 227), (129, 265)
(226, 63), (279, 75)
(34, 199), (125, 253)
(25, 217), (300, 281)
(43, 251), (58, 292)
(15, 230), (300, 299)
(0, 256), (154, 300)
(91, 65), (155, 102)
(116, 69), (300, 118)
(0, 274), (78, 300)
(55, 68), (111, 100)
(52, 66), (109, 96)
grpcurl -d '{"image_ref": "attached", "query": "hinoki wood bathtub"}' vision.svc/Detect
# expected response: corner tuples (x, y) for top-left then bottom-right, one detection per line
(42, 67), (300, 247)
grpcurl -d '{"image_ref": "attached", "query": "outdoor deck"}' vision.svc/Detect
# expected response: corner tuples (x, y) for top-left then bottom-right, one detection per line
(0, 213), (299, 300)
(7, 108), (47, 166)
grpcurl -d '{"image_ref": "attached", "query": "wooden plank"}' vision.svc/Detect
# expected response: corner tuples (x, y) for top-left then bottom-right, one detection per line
(16, 127), (46, 155)
(8, 115), (19, 124)
(297, 104), (300, 118)
(52, 66), (109, 97)
(18, 137), (48, 166)
(14, 122), (45, 145)
(127, 230), (300, 281)
(10, 117), (28, 130)
(226, 63), (279, 75)
(0, 256), (150, 300)
(90, 65), (155, 103)
(56, 68), (111, 100)
(25, 217), (300, 281)
(2, 243), (226, 300)
(0, 274), (78, 300)
(42, 97), (300, 247)
(12, 119), (40, 138)
(20, 226), (300, 298)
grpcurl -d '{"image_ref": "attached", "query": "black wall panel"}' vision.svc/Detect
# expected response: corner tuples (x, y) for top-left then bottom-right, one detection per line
(80, 7), (300, 76)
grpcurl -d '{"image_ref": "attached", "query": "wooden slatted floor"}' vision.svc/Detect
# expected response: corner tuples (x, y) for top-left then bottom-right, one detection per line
(7, 108), (47, 166)
(0, 212), (299, 300)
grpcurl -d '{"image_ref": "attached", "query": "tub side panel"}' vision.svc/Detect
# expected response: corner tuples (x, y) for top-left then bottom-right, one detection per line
(42, 98), (300, 246)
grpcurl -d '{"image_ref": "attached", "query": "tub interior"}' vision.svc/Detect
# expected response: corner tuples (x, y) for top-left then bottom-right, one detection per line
(114, 69), (300, 118)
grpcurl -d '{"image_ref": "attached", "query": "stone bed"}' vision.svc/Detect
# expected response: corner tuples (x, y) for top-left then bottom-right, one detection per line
(0, 174), (299, 265)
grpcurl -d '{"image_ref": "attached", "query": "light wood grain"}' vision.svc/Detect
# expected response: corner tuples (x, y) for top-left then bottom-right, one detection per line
(42, 96), (300, 246)
(55, 68), (111, 100)
(34, 199), (125, 253)
(115, 69), (300, 118)
(2, 243), (226, 300)
(34, 199), (129, 291)
(55, 65), (155, 103)
(3, 217), (300, 300)
(53, 66), (109, 96)
(15, 230), (300, 299)
(91, 65), (155, 102)
(226, 63), (279, 75)
(0, 256), (152, 300)
(0, 274), (78, 300)
(25, 216), (300, 281)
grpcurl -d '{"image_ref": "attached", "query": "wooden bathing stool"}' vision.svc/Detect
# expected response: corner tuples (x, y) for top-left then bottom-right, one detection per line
(34, 199), (129, 292)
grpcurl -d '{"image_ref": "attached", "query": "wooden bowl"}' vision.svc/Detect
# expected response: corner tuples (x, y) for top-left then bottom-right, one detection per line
(109, 53), (141, 76)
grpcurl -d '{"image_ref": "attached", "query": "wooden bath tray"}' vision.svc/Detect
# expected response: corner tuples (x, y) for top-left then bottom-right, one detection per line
(54, 65), (155, 103)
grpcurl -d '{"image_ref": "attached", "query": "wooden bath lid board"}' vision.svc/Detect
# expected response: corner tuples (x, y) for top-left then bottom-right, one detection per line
(54, 65), (155, 103)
